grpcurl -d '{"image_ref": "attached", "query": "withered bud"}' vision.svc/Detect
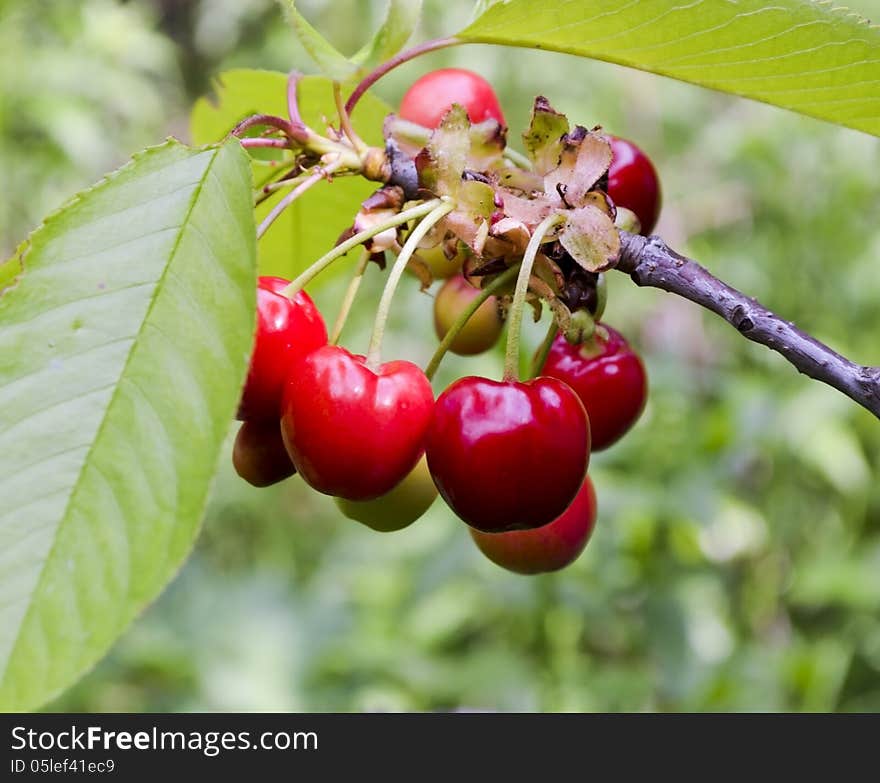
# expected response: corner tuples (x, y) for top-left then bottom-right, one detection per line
(361, 185), (405, 212)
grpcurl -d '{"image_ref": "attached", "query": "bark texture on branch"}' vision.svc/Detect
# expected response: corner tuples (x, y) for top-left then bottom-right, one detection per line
(616, 232), (880, 419)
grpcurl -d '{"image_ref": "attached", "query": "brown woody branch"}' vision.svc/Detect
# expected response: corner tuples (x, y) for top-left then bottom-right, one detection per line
(616, 232), (880, 419)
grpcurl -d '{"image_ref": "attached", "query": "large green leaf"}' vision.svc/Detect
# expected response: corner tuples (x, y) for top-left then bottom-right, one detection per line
(0, 139), (256, 711)
(191, 70), (391, 283)
(278, 0), (421, 79)
(460, 0), (880, 138)
(353, 0), (422, 68)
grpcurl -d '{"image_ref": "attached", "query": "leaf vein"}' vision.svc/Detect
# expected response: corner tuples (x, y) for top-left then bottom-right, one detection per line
(0, 146), (222, 689)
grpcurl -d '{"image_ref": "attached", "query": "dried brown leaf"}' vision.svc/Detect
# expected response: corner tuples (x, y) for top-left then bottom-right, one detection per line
(557, 204), (620, 272)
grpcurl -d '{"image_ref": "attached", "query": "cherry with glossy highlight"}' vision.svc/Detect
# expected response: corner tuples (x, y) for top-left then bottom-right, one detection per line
(399, 68), (506, 129)
(607, 136), (662, 236)
(426, 376), (590, 533)
(538, 326), (648, 451)
(237, 276), (327, 421)
(281, 345), (434, 501)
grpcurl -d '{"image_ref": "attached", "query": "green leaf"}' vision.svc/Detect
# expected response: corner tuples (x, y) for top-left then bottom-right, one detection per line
(354, 0), (422, 68)
(460, 0), (880, 137)
(278, 0), (360, 81)
(0, 255), (23, 293)
(191, 70), (391, 284)
(0, 139), (256, 710)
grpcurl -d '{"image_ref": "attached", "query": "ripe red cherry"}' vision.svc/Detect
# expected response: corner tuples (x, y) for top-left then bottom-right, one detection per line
(607, 136), (662, 236)
(399, 68), (506, 129)
(434, 275), (503, 356)
(281, 345), (434, 501)
(470, 475), (597, 574)
(426, 376), (590, 533)
(538, 326), (648, 451)
(237, 276), (327, 421)
(232, 419), (296, 487)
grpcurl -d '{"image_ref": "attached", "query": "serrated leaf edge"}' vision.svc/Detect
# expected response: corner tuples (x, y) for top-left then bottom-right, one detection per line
(0, 139), (250, 709)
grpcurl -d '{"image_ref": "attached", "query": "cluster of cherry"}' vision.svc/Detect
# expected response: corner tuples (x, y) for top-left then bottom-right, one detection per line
(233, 69), (660, 574)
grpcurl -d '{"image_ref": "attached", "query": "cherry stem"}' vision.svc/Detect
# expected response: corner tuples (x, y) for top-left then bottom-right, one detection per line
(531, 319), (558, 379)
(329, 249), (371, 345)
(287, 71), (306, 130)
(593, 273), (608, 321)
(503, 212), (564, 382)
(366, 200), (455, 370)
(253, 159), (298, 192)
(256, 160), (342, 240)
(255, 168), (309, 206)
(345, 37), (460, 118)
(282, 199), (443, 300)
(503, 147), (533, 171)
(231, 113), (296, 138)
(240, 138), (290, 150)
(564, 309), (597, 345)
(425, 264), (520, 382)
(280, 71), (361, 161)
(333, 81), (367, 155)
(527, 275), (571, 333)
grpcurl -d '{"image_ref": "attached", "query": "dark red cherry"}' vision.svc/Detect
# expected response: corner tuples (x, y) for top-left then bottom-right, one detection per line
(470, 475), (597, 574)
(399, 68), (506, 129)
(425, 376), (590, 533)
(607, 136), (662, 236)
(237, 276), (327, 421)
(538, 326), (647, 451)
(280, 345), (435, 501)
(233, 419), (296, 487)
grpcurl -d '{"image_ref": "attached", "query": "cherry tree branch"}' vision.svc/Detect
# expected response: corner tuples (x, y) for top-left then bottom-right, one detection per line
(616, 231), (880, 419)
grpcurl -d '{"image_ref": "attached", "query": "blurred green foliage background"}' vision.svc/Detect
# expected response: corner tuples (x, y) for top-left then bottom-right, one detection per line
(5, 0), (880, 712)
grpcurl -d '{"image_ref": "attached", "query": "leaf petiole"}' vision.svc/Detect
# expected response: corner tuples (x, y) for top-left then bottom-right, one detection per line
(345, 37), (460, 118)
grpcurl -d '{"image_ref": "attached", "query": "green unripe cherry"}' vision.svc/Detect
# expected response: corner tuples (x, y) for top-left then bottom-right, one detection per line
(334, 455), (438, 532)
(433, 275), (504, 356)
